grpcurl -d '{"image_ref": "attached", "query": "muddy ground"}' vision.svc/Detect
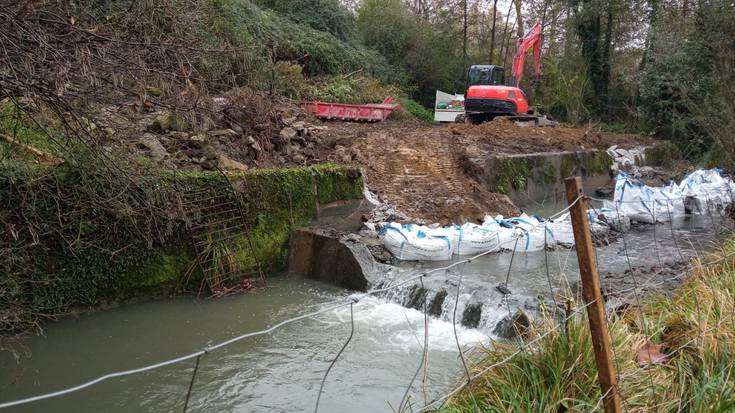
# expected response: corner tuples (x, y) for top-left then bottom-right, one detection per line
(93, 92), (652, 223)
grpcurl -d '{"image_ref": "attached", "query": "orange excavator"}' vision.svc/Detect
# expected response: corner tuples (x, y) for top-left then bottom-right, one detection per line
(462, 21), (555, 126)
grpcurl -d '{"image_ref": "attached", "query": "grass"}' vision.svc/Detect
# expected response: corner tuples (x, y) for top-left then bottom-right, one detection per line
(441, 237), (735, 412)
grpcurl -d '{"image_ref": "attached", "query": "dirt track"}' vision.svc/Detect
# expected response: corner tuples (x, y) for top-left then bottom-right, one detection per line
(313, 118), (650, 224)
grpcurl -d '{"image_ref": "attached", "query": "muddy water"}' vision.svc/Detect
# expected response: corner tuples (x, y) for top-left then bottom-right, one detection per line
(0, 209), (725, 412)
(0, 279), (486, 412)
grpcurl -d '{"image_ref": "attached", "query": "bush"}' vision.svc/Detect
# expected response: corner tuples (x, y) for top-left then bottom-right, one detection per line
(397, 98), (433, 122)
(209, 0), (408, 86)
(308, 75), (402, 104)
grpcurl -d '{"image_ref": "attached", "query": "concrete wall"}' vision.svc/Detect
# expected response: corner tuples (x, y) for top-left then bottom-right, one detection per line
(483, 150), (614, 206)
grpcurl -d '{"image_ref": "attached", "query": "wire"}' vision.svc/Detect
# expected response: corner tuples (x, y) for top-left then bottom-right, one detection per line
(451, 270), (481, 413)
(314, 302), (355, 413)
(398, 278), (430, 412)
(182, 354), (202, 413)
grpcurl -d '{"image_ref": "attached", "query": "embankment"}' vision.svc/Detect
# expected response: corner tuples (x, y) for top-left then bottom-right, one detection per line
(0, 162), (363, 333)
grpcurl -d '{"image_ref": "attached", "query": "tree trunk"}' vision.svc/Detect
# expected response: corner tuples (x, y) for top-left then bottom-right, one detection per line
(515, 0), (524, 38)
(600, 0), (614, 116)
(489, 0), (498, 63)
(499, 1), (514, 64)
(503, 21), (517, 68)
(463, 0), (468, 64)
(640, 0), (659, 70)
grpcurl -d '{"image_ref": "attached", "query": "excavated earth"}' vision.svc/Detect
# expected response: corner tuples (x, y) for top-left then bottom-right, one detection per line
(313, 118), (649, 223)
(107, 92), (651, 224)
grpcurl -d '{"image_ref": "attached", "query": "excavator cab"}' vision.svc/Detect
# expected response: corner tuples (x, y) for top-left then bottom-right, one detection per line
(466, 65), (506, 88)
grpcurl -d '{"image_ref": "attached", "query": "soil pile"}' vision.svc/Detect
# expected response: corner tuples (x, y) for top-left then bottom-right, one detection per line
(310, 118), (650, 223)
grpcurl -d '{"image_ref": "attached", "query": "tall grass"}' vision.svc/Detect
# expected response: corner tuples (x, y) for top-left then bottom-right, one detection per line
(442, 238), (735, 412)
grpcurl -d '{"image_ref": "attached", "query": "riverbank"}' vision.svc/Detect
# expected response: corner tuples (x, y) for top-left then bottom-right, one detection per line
(0, 160), (363, 334)
(441, 235), (735, 412)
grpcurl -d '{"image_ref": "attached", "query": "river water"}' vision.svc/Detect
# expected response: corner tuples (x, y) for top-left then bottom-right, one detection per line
(0, 209), (726, 412)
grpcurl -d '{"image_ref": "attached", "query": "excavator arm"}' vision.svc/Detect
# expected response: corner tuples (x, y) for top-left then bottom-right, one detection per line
(509, 21), (542, 88)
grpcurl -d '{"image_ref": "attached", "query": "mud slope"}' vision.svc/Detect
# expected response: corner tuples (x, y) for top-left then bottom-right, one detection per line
(314, 118), (650, 224)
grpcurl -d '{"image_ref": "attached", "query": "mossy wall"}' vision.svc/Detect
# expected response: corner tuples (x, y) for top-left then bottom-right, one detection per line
(485, 150), (614, 203)
(0, 162), (363, 332)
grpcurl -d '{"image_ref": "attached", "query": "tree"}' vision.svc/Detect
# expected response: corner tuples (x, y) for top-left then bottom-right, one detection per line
(489, 0), (498, 63)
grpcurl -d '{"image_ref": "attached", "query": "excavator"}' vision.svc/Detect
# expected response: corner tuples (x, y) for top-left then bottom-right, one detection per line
(462, 21), (555, 126)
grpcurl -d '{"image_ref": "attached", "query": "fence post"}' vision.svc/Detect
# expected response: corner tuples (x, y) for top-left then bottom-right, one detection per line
(564, 176), (622, 413)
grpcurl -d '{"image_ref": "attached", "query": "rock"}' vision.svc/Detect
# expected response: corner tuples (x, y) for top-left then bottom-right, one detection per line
(495, 283), (512, 295)
(358, 223), (378, 238)
(292, 153), (306, 164)
(147, 111), (187, 133)
(201, 159), (217, 170)
(334, 145), (352, 163)
(462, 303), (483, 328)
(168, 131), (189, 140)
(428, 289), (448, 317)
(492, 309), (532, 339)
(288, 227), (388, 291)
(245, 135), (257, 146)
(280, 127), (297, 141)
(406, 285), (429, 310)
(282, 116), (297, 126)
(285, 144), (301, 156)
(216, 154), (248, 171)
(138, 134), (168, 160)
(291, 135), (307, 146)
(210, 129), (239, 138)
(292, 121), (307, 134)
(367, 203), (410, 223)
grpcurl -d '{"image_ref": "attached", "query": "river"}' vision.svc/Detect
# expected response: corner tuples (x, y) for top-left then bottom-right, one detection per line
(0, 210), (725, 412)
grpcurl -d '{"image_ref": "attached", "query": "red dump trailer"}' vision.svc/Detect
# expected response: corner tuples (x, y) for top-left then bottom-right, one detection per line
(301, 97), (400, 122)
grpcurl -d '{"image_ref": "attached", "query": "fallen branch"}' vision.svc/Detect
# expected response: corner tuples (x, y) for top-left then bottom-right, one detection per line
(0, 133), (64, 165)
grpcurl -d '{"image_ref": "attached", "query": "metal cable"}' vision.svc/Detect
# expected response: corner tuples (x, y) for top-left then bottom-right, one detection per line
(613, 201), (659, 403)
(314, 302), (355, 413)
(398, 278), (430, 412)
(543, 228), (558, 319)
(651, 202), (663, 268)
(182, 354), (202, 413)
(450, 270), (481, 413)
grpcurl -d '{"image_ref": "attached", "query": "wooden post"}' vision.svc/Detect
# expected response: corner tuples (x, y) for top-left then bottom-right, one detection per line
(564, 177), (622, 413)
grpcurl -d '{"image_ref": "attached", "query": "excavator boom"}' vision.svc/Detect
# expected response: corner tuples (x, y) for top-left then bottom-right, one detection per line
(510, 21), (542, 88)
